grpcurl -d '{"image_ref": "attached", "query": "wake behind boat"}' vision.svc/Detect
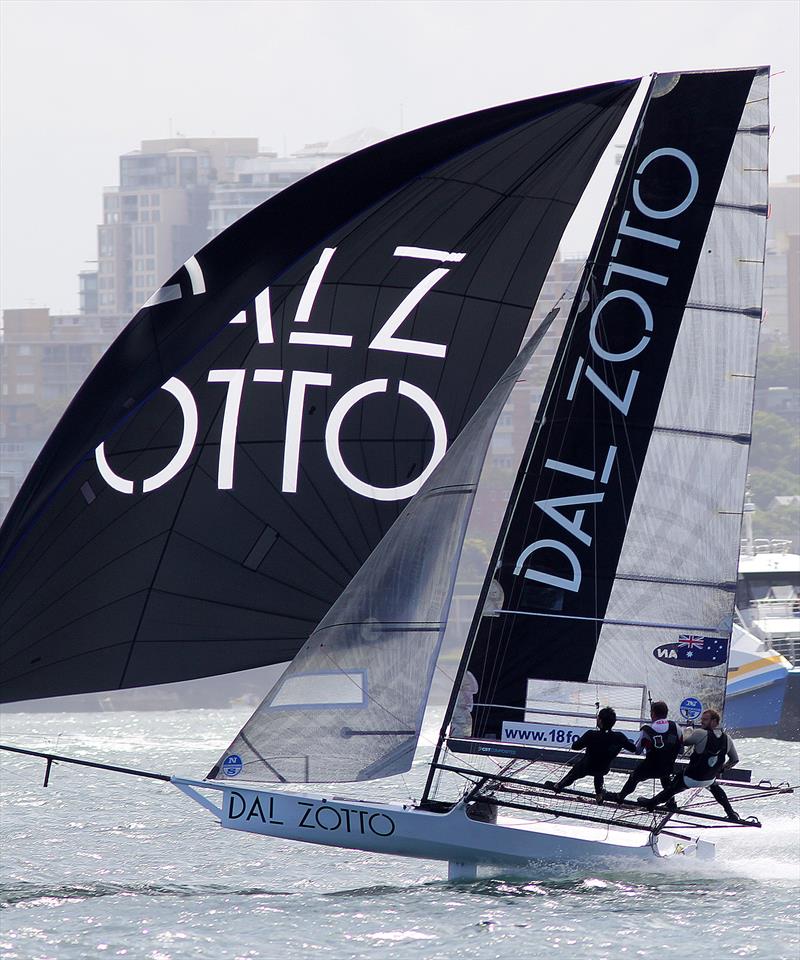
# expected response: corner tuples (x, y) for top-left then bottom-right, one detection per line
(1, 66), (794, 878)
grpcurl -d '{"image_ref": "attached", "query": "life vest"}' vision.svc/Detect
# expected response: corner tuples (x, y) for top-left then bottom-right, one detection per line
(686, 730), (728, 782)
(640, 721), (681, 773)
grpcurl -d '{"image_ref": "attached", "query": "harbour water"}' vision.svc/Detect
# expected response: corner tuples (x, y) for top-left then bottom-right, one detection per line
(1, 708), (798, 960)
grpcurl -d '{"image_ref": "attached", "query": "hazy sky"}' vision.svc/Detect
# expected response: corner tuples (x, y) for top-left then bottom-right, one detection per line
(1, 0), (798, 314)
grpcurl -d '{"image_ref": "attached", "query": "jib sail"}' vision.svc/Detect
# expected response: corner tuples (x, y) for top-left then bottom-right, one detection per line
(209, 311), (559, 783)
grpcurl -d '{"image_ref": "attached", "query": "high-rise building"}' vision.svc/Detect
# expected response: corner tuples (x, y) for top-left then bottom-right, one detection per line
(207, 129), (385, 238)
(90, 131), (386, 317)
(763, 174), (800, 352)
(94, 137), (260, 316)
(0, 308), (127, 519)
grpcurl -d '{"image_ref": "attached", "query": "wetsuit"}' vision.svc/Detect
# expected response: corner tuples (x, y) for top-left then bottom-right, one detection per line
(615, 719), (681, 801)
(554, 728), (637, 796)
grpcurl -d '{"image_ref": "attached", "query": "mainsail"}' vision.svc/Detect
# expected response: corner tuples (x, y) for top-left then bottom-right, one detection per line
(0, 81), (637, 703)
(456, 67), (769, 742)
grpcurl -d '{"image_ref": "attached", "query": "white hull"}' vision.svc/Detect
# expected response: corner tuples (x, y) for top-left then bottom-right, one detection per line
(173, 778), (710, 874)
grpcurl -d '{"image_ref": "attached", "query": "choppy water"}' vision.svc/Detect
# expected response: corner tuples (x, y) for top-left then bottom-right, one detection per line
(1, 708), (798, 960)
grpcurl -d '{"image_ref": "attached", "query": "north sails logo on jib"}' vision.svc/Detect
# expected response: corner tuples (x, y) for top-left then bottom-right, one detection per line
(222, 754), (244, 777)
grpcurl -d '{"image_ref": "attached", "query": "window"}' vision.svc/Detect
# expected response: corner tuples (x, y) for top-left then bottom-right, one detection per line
(98, 228), (115, 256)
(491, 433), (513, 453)
(16, 383), (35, 395)
(270, 671), (367, 708)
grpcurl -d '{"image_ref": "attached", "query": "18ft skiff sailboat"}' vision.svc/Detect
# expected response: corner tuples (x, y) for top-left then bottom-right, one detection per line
(1, 67), (792, 878)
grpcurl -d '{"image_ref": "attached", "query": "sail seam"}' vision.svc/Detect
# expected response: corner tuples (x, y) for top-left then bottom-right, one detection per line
(423, 174), (580, 206)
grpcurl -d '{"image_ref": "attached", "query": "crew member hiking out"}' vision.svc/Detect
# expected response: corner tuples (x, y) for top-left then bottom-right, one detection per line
(607, 700), (681, 808)
(641, 708), (743, 821)
(546, 706), (637, 804)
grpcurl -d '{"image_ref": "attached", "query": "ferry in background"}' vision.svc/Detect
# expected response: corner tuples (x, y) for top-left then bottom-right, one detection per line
(725, 521), (800, 740)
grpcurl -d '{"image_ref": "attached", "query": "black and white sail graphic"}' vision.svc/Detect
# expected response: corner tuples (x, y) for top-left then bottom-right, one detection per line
(0, 80), (637, 703)
(462, 68), (769, 738)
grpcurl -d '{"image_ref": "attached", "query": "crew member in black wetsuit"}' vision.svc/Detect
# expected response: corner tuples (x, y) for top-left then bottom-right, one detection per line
(607, 701), (681, 807)
(641, 708), (742, 820)
(546, 707), (637, 804)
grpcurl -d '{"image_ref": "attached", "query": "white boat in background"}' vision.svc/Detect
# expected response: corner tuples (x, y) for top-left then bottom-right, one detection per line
(726, 535), (800, 740)
(738, 541), (800, 664)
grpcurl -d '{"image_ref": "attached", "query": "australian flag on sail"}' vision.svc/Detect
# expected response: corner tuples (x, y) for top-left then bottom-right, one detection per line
(652, 635), (729, 669)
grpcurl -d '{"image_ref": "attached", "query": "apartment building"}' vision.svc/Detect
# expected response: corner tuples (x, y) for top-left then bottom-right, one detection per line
(0, 308), (126, 518)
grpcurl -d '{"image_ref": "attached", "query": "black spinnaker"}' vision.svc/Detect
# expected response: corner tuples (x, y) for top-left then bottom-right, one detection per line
(0, 80), (637, 703)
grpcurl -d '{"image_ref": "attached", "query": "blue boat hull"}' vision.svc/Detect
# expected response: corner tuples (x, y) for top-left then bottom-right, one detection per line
(726, 670), (799, 740)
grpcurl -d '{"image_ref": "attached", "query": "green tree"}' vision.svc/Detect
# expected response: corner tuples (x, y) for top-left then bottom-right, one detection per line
(752, 501), (800, 552)
(749, 467), (800, 510)
(749, 411), (800, 476)
(755, 350), (800, 390)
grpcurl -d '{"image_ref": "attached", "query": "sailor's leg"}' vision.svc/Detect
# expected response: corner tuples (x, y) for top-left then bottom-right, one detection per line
(708, 781), (741, 821)
(553, 758), (588, 791)
(449, 711), (472, 739)
(616, 765), (646, 801)
(643, 774), (687, 810)
(593, 774), (605, 803)
(659, 774), (679, 811)
(554, 768), (580, 791)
